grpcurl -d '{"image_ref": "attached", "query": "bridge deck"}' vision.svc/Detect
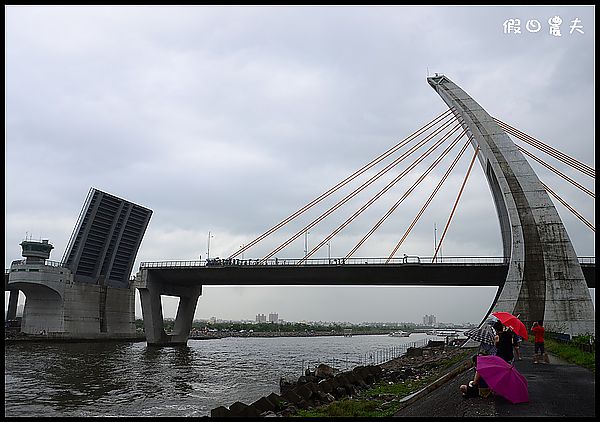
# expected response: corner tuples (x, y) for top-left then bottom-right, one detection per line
(6, 262), (595, 289)
(141, 262), (595, 288)
(143, 263), (510, 286)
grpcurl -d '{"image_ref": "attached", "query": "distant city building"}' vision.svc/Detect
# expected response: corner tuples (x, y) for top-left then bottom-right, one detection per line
(256, 313), (266, 323)
(268, 313), (279, 323)
(209, 316), (217, 324)
(423, 314), (437, 326)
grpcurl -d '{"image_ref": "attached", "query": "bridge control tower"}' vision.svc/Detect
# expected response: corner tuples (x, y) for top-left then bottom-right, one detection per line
(4, 239), (54, 322)
(20, 239), (54, 263)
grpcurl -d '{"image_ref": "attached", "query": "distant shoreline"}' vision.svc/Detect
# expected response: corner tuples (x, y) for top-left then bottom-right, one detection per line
(5, 330), (441, 343)
(190, 331), (392, 340)
(4, 335), (147, 344)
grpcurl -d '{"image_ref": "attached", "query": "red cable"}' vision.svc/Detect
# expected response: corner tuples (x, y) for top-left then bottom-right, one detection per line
(297, 123), (465, 264)
(432, 145), (481, 262)
(228, 108), (456, 259)
(386, 137), (473, 263)
(262, 118), (464, 262)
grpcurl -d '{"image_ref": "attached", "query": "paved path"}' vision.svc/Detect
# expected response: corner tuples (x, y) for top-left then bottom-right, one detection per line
(395, 341), (595, 417)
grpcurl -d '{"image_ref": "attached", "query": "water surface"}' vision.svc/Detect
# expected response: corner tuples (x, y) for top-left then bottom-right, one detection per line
(5, 333), (445, 417)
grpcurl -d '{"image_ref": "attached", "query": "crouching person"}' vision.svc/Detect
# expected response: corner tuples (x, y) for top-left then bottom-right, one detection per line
(460, 355), (491, 398)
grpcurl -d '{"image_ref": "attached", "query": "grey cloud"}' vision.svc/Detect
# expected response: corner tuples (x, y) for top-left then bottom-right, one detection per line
(5, 5), (594, 323)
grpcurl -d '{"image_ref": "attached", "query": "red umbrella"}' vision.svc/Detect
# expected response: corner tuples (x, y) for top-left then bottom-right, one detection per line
(492, 311), (528, 340)
(476, 355), (529, 404)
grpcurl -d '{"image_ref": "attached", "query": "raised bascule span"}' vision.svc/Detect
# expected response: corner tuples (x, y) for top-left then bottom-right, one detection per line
(6, 188), (152, 339)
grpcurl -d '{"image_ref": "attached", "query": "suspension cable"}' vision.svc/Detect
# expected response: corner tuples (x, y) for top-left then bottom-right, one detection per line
(296, 123), (465, 264)
(386, 136), (473, 263)
(228, 108), (456, 259)
(345, 128), (468, 259)
(432, 145), (481, 262)
(494, 119), (595, 178)
(517, 145), (594, 198)
(261, 118), (463, 262)
(496, 119), (594, 177)
(541, 182), (595, 232)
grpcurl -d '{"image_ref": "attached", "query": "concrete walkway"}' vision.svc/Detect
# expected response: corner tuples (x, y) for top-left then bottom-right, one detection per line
(394, 341), (595, 417)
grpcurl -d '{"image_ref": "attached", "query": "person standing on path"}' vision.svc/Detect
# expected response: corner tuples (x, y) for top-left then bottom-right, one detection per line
(512, 314), (523, 360)
(493, 321), (515, 363)
(531, 320), (546, 363)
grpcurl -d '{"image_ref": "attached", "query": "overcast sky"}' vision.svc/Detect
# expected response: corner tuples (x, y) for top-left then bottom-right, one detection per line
(5, 5), (595, 324)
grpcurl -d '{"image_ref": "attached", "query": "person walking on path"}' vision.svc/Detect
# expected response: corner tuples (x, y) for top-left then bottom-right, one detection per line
(493, 321), (515, 363)
(531, 320), (546, 363)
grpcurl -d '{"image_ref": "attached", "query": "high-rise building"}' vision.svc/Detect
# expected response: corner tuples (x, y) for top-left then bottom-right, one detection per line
(268, 313), (279, 323)
(256, 313), (266, 323)
(423, 314), (437, 326)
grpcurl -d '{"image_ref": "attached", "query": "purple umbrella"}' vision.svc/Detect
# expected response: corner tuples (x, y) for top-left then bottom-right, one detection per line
(476, 355), (529, 404)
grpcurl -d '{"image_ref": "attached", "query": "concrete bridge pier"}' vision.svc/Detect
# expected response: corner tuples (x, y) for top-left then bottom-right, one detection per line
(5, 274), (19, 321)
(136, 269), (202, 346)
(6, 289), (19, 320)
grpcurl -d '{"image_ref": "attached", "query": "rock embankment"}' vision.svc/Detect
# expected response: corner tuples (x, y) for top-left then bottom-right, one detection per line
(210, 363), (383, 417)
(210, 342), (469, 417)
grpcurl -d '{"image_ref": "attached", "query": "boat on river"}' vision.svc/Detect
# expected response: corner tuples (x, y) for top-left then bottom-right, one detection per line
(427, 329), (459, 336)
(389, 330), (410, 337)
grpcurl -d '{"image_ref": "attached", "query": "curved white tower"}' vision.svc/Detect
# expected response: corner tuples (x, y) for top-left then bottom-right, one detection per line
(428, 75), (594, 336)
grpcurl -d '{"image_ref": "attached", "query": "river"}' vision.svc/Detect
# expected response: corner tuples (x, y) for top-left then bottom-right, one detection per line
(4, 332), (451, 417)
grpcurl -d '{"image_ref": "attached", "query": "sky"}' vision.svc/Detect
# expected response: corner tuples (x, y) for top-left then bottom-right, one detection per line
(5, 5), (595, 325)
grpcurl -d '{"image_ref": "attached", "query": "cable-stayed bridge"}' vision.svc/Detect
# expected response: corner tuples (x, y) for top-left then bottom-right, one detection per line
(6, 75), (594, 346)
(134, 75), (595, 346)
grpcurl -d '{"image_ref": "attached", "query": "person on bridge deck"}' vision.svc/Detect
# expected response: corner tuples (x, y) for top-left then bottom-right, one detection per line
(531, 320), (546, 364)
(493, 321), (515, 364)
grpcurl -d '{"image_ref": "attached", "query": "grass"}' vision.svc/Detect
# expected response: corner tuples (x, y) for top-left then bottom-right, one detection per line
(293, 378), (433, 417)
(543, 338), (595, 372)
(293, 350), (471, 417)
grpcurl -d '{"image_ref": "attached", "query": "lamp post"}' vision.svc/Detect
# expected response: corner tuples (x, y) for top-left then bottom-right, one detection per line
(304, 230), (310, 259)
(433, 223), (437, 263)
(207, 231), (214, 260)
(327, 240), (331, 264)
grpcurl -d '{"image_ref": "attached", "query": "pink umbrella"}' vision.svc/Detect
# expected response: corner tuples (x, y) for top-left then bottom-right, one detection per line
(476, 355), (529, 404)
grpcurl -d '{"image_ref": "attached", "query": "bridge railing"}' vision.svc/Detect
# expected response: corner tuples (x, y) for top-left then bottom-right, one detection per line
(9, 259), (66, 268)
(301, 338), (430, 375)
(140, 256), (512, 268)
(140, 260), (205, 268)
(139, 256), (595, 269)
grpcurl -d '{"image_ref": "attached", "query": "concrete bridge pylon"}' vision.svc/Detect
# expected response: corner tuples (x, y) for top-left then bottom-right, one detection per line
(427, 75), (594, 336)
(136, 269), (202, 346)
